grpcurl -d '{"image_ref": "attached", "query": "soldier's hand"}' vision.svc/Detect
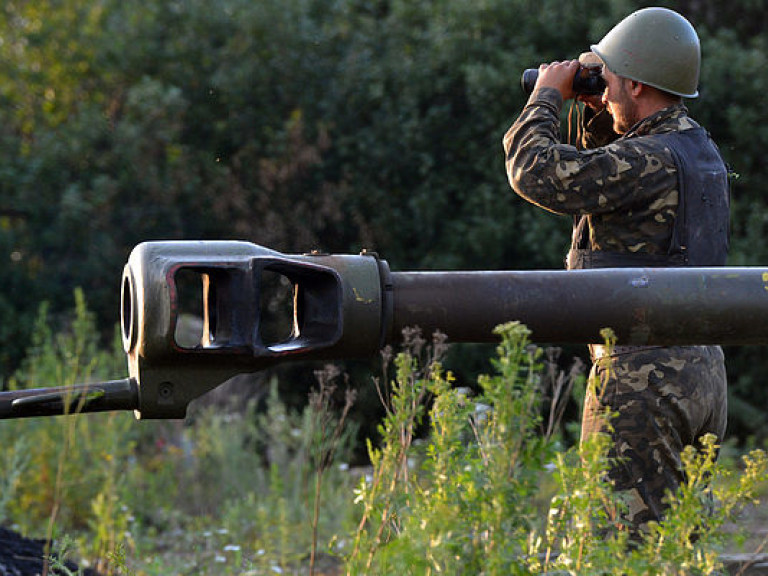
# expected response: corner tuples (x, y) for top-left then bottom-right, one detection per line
(576, 52), (606, 111)
(537, 60), (579, 101)
(577, 93), (605, 111)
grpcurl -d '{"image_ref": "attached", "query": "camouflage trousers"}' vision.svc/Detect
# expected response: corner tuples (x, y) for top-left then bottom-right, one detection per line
(581, 344), (727, 532)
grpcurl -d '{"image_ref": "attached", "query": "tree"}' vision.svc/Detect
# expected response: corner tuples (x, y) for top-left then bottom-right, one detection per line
(0, 0), (767, 443)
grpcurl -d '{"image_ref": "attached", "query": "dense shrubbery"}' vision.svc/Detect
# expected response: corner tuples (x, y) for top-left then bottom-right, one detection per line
(2, 0), (768, 441)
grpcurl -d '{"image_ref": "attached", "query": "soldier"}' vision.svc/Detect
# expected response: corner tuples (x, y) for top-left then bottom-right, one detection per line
(503, 7), (730, 535)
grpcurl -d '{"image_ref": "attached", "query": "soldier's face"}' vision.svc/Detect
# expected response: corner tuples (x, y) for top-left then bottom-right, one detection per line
(601, 68), (639, 134)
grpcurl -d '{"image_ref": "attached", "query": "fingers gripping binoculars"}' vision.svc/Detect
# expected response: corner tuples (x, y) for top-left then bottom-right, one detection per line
(521, 65), (606, 95)
(4, 240), (768, 420)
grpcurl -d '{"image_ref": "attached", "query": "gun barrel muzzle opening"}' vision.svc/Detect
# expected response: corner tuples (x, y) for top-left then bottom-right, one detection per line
(121, 266), (138, 354)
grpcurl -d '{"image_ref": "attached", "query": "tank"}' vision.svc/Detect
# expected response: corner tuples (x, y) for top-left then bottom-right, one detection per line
(3, 240), (768, 419)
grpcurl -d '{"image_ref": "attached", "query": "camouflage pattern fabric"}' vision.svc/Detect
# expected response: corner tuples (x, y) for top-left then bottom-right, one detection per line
(502, 87), (729, 534)
(582, 345), (727, 532)
(580, 106), (618, 149)
(503, 87), (705, 257)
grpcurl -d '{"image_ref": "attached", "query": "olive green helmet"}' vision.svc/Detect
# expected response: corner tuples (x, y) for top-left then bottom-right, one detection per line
(591, 7), (700, 98)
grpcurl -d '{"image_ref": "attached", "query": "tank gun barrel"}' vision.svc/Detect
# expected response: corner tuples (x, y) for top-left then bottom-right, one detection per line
(391, 268), (766, 346)
(2, 240), (767, 420)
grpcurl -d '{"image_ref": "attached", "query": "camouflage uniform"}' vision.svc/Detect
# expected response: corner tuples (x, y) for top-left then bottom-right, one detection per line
(583, 344), (727, 530)
(502, 86), (729, 532)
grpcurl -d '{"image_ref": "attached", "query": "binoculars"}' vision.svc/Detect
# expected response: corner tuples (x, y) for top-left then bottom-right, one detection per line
(521, 64), (606, 95)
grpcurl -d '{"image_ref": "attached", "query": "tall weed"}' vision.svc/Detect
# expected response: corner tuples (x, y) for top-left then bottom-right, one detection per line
(0, 436), (30, 525)
(0, 290), (136, 572)
(348, 322), (557, 574)
(0, 289), (362, 574)
(349, 322), (768, 575)
(2, 295), (766, 575)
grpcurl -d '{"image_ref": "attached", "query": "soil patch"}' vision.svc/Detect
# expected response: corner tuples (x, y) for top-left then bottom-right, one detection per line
(0, 527), (96, 576)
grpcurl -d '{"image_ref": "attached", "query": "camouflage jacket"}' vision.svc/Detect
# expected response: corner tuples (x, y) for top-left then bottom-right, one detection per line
(503, 87), (705, 259)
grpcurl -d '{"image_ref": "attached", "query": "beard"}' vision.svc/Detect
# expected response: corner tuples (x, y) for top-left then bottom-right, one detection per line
(608, 82), (640, 134)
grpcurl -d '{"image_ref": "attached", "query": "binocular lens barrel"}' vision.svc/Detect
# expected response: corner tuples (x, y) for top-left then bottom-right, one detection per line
(520, 69), (539, 94)
(520, 67), (606, 96)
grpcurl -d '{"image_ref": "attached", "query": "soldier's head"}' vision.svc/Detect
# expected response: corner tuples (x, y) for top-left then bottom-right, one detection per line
(591, 7), (700, 133)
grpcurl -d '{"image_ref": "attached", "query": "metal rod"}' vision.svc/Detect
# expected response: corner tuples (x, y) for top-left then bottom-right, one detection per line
(390, 267), (768, 345)
(0, 378), (139, 419)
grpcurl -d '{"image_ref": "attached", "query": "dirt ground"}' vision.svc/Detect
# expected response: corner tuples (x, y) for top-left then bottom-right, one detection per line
(0, 526), (95, 576)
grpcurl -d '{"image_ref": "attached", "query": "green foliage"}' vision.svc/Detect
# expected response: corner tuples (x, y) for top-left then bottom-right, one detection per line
(2, 301), (768, 574)
(347, 322), (558, 573)
(347, 328), (436, 572)
(0, 290), (134, 534)
(0, 0), (767, 441)
(0, 291), (137, 574)
(1, 0), (768, 567)
(350, 323), (768, 575)
(0, 436), (29, 526)
(116, 379), (360, 574)
(0, 295), (362, 574)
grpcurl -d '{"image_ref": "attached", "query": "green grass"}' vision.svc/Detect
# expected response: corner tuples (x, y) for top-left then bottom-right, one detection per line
(1, 296), (767, 575)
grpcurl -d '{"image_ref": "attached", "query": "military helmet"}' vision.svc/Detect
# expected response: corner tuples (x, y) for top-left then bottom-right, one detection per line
(591, 7), (700, 98)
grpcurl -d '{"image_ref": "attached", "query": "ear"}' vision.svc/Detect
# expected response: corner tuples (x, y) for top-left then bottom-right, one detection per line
(629, 80), (643, 97)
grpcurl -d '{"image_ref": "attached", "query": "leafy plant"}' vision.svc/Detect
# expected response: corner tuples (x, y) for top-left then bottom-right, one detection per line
(349, 323), (768, 575)
(2, 295), (767, 575)
(0, 291), (136, 571)
(0, 436), (30, 525)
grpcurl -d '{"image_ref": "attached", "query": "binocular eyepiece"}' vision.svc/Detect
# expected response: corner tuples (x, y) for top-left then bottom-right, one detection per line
(521, 65), (606, 96)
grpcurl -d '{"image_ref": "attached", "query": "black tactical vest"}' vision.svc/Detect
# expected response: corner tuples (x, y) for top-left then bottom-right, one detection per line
(567, 126), (730, 270)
